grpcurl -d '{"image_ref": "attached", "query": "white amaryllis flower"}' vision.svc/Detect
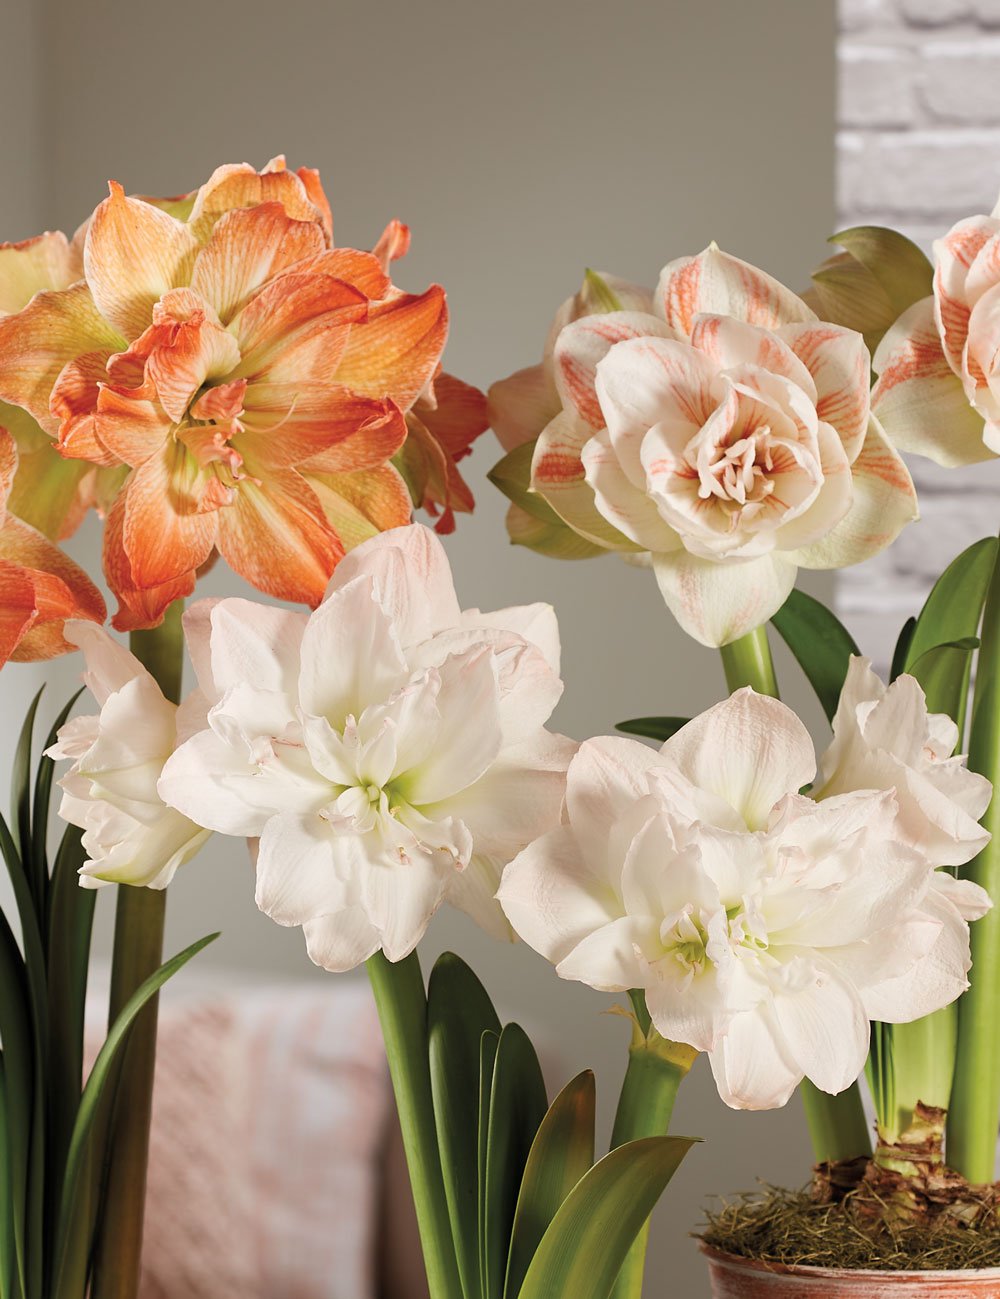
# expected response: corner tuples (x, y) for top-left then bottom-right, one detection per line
(47, 621), (211, 889)
(873, 196), (1000, 466)
(814, 656), (992, 868)
(498, 690), (991, 1111)
(158, 524), (574, 971)
(526, 246), (917, 647)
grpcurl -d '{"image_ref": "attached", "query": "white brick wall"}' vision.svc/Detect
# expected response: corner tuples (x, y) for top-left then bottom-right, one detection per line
(837, 0), (1000, 671)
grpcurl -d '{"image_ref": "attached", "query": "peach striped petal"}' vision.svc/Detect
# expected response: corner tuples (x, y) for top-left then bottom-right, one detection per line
(191, 204), (329, 326)
(691, 315), (816, 396)
(554, 311), (676, 428)
(0, 231), (81, 314)
(873, 297), (990, 466)
(933, 215), (1000, 375)
(652, 548), (798, 649)
(216, 469), (342, 607)
(306, 463), (413, 551)
(0, 282), (123, 435)
(531, 410), (638, 550)
(487, 362), (561, 453)
(658, 246), (816, 337)
(188, 161), (329, 238)
(84, 183), (199, 339)
(103, 488), (197, 631)
(334, 287), (448, 412)
(778, 321), (871, 462)
(794, 419), (917, 570)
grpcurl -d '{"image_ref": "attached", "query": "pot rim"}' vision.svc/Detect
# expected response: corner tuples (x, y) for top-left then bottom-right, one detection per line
(699, 1242), (1000, 1281)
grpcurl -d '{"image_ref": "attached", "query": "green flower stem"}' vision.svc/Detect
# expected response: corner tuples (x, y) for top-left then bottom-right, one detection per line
(950, 548), (1000, 1183)
(609, 998), (695, 1299)
(91, 600), (184, 1299)
(366, 950), (462, 1299)
(719, 630), (872, 1165)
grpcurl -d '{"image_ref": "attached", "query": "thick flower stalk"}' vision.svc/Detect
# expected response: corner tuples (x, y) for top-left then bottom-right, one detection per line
(157, 522), (574, 965)
(0, 158), (487, 629)
(499, 689), (990, 1110)
(0, 427), (105, 665)
(872, 195), (1000, 466)
(490, 250), (918, 646)
(47, 620), (211, 888)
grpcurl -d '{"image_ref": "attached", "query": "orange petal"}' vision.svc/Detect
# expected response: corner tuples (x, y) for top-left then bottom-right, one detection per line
(0, 426), (15, 506)
(93, 382), (171, 467)
(305, 463), (413, 551)
(188, 162), (329, 239)
(415, 372), (488, 458)
(0, 282), (123, 435)
(0, 231), (81, 313)
(51, 351), (123, 464)
(0, 561), (38, 663)
(103, 487), (196, 631)
(0, 514), (106, 660)
(239, 386), (403, 469)
(296, 167), (334, 245)
(292, 248), (391, 299)
(334, 286), (448, 411)
(122, 444), (219, 588)
(84, 182), (200, 340)
(190, 203), (327, 324)
(230, 269), (367, 380)
(372, 219), (411, 271)
(216, 469), (342, 606)
(296, 400), (407, 473)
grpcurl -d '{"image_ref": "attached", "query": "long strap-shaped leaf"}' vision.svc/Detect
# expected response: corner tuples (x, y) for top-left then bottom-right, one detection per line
(903, 537), (997, 673)
(503, 1071), (595, 1299)
(428, 953), (501, 1299)
(770, 589), (859, 723)
(615, 717), (690, 743)
(0, 912), (30, 1299)
(515, 1136), (696, 1299)
(50, 931), (218, 1295)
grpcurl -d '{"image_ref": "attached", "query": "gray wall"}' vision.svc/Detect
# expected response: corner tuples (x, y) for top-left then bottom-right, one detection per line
(3, 2), (837, 1294)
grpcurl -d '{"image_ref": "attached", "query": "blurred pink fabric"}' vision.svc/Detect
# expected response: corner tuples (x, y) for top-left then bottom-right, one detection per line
(87, 979), (391, 1299)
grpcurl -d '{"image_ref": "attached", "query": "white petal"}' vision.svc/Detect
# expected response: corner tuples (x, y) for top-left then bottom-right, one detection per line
(658, 689), (815, 831)
(564, 736), (662, 880)
(360, 845), (451, 962)
(555, 915), (651, 991)
(708, 1005), (803, 1111)
(652, 549), (798, 649)
(298, 575), (409, 727)
(446, 853), (516, 942)
(487, 362), (562, 453)
(255, 811), (346, 926)
(646, 959), (732, 1054)
(322, 523), (462, 643)
(771, 957), (869, 1095)
(497, 825), (624, 967)
(63, 621), (151, 706)
(460, 603), (561, 674)
(582, 427), (681, 552)
(206, 598), (308, 702)
(303, 907), (381, 973)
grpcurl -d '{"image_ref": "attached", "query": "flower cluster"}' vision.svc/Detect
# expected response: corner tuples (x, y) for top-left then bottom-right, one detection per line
(0, 157), (487, 637)
(499, 679), (990, 1110)
(489, 248), (918, 648)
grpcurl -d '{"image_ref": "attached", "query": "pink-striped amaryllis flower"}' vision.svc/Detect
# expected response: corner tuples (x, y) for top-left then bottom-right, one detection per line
(47, 620), (210, 888)
(495, 249), (918, 647)
(872, 196), (1000, 466)
(498, 690), (991, 1111)
(0, 158), (458, 630)
(157, 524), (575, 970)
(0, 428), (105, 666)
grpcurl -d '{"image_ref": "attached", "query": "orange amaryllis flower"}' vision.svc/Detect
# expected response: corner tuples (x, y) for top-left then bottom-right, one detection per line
(0, 427), (105, 665)
(0, 232), (125, 540)
(0, 159), (451, 629)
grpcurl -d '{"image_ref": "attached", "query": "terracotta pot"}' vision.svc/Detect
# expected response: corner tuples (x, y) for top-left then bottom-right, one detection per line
(701, 1243), (1000, 1296)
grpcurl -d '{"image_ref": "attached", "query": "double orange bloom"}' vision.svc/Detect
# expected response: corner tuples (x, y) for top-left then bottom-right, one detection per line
(0, 158), (486, 641)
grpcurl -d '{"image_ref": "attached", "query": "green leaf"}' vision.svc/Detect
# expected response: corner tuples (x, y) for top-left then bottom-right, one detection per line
(488, 443), (562, 526)
(504, 1072), (595, 1299)
(516, 1136), (696, 1299)
(890, 616), (917, 683)
(771, 589), (860, 723)
(907, 639), (978, 730)
(615, 717), (690, 743)
(505, 503), (606, 561)
(478, 1030), (500, 1298)
(32, 689), (83, 891)
(831, 226), (933, 318)
(428, 953), (501, 1299)
(483, 1025), (547, 1299)
(0, 913), (30, 1299)
(9, 689), (42, 901)
(51, 932), (219, 1295)
(904, 537), (998, 672)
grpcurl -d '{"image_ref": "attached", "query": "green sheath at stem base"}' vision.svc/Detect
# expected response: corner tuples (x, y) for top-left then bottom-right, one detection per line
(366, 951), (462, 1299)
(720, 630), (872, 1166)
(91, 601), (184, 1299)
(608, 1008), (695, 1299)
